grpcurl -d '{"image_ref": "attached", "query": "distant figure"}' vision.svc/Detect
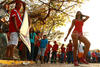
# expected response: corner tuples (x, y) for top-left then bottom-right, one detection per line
(66, 40), (73, 64)
(51, 41), (58, 63)
(29, 28), (37, 60)
(78, 41), (84, 63)
(37, 35), (48, 64)
(64, 11), (90, 66)
(33, 31), (41, 61)
(44, 41), (52, 63)
(60, 44), (65, 63)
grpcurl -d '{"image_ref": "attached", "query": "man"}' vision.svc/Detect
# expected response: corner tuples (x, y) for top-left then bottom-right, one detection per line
(37, 35), (48, 64)
(6, 2), (23, 59)
(60, 44), (65, 63)
(51, 41), (58, 63)
(67, 40), (74, 63)
(44, 41), (52, 63)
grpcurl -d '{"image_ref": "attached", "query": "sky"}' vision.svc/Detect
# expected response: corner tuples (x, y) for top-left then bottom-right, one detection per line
(58, 0), (100, 50)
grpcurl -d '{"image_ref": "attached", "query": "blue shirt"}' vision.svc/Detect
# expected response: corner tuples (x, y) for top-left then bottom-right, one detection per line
(40, 39), (48, 48)
(88, 51), (91, 56)
(30, 32), (36, 44)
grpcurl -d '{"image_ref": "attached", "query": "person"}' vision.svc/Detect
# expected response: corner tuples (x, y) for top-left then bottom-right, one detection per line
(51, 41), (58, 63)
(78, 41), (84, 63)
(46, 41), (52, 63)
(33, 31), (41, 61)
(6, 1), (23, 59)
(44, 41), (52, 63)
(91, 51), (97, 63)
(66, 40), (73, 64)
(87, 51), (91, 63)
(29, 28), (37, 60)
(64, 11), (90, 66)
(0, 0), (9, 59)
(37, 35), (48, 64)
(60, 44), (65, 63)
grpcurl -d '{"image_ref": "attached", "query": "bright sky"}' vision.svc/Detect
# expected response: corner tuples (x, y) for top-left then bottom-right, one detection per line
(59, 0), (100, 50)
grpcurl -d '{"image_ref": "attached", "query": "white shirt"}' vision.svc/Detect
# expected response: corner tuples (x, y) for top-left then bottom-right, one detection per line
(78, 44), (84, 53)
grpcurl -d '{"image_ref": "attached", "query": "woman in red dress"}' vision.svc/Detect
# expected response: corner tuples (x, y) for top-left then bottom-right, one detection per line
(64, 11), (90, 66)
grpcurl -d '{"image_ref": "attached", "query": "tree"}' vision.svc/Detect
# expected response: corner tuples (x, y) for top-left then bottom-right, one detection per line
(1, 0), (88, 40)
(25, 0), (87, 40)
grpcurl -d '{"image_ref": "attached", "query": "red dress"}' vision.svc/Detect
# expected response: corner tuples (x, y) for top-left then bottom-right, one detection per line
(73, 20), (84, 36)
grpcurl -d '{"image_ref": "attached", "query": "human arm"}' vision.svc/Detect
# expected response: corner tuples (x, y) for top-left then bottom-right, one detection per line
(64, 20), (75, 41)
(82, 15), (89, 22)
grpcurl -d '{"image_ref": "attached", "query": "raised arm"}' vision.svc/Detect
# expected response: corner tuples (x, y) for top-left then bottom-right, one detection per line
(82, 15), (89, 22)
(64, 20), (75, 41)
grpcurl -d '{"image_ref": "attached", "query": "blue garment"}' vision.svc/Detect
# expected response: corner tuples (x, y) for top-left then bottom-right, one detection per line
(30, 32), (36, 44)
(60, 52), (65, 63)
(88, 51), (91, 56)
(40, 39), (48, 48)
(38, 47), (46, 56)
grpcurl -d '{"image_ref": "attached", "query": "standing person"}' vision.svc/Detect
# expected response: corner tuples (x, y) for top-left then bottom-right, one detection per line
(0, 0), (9, 59)
(87, 51), (91, 63)
(6, 1), (23, 59)
(60, 44), (65, 63)
(33, 31), (41, 61)
(51, 41), (58, 63)
(29, 28), (37, 60)
(44, 41), (52, 63)
(78, 41), (84, 63)
(67, 40), (73, 64)
(37, 35), (48, 64)
(64, 11), (90, 66)
(46, 41), (52, 63)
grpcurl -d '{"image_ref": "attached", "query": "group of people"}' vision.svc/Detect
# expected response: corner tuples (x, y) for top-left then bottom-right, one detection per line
(0, 0), (91, 66)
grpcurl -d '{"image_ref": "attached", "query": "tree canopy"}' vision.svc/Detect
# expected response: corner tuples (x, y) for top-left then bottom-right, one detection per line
(2, 0), (88, 40)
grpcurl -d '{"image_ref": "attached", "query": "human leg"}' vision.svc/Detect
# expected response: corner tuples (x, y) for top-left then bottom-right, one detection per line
(8, 32), (19, 59)
(71, 33), (79, 66)
(79, 36), (90, 58)
(79, 35), (90, 64)
(5, 45), (11, 58)
(41, 48), (46, 64)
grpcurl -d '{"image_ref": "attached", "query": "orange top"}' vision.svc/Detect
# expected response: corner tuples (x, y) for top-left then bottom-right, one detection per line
(73, 19), (84, 35)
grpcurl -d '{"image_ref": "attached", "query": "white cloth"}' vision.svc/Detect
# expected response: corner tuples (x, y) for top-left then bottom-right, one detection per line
(8, 32), (19, 46)
(78, 44), (84, 53)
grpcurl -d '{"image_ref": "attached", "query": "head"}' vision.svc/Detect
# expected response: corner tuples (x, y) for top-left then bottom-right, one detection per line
(43, 35), (47, 39)
(36, 30), (40, 35)
(4, 3), (9, 11)
(62, 44), (64, 46)
(54, 41), (57, 44)
(48, 41), (50, 44)
(75, 11), (83, 20)
(15, 2), (22, 11)
(69, 40), (72, 43)
(30, 28), (34, 33)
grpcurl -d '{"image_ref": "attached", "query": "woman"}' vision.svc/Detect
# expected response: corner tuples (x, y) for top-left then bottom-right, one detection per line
(64, 11), (90, 66)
